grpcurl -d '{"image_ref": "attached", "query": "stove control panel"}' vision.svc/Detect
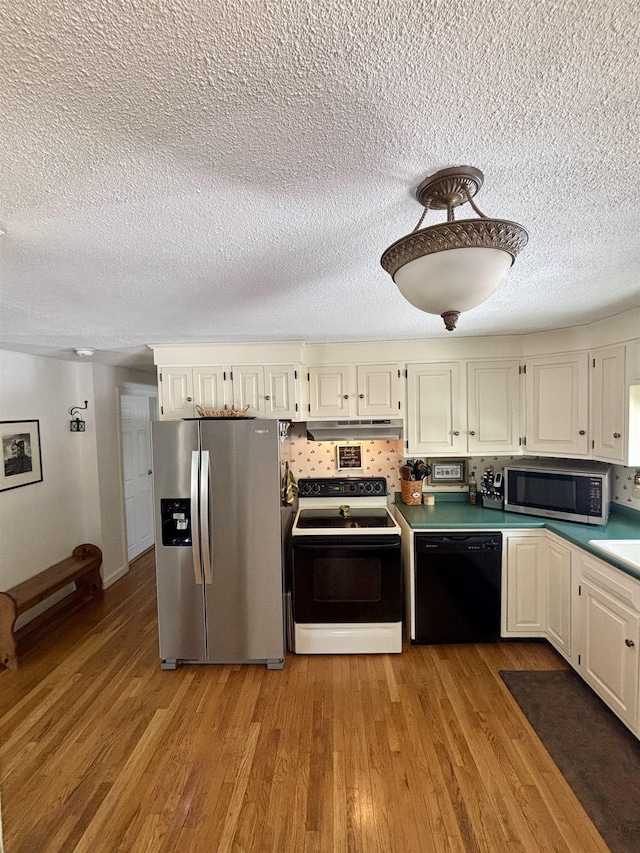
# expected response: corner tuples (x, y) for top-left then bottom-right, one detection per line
(298, 477), (387, 498)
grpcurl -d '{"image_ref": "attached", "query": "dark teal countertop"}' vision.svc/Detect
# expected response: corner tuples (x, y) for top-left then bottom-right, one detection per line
(393, 494), (640, 581)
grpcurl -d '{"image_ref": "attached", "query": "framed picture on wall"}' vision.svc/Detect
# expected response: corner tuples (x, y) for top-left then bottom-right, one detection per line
(427, 458), (467, 485)
(336, 443), (363, 471)
(0, 420), (43, 492)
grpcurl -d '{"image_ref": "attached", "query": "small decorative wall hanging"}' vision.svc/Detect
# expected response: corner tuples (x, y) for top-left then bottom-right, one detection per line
(69, 401), (88, 432)
(427, 458), (467, 485)
(0, 420), (43, 491)
(336, 443), (363, 471)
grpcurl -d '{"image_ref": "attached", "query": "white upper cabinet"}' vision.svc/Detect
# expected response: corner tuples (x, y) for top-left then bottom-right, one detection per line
(159, 367), (194, 420)
(232, 364), (299, 419)
(356, 364), (402, 418)
(195, 367), (228, 413)
(308, 364), (401, 419)
(591, 345), (626, 464)
(308, 365), (353, 418)
(466, 359), (521, 454)
(523, 352), (590, 457)
(160, 366), (227, 419)
(406, 362), (466, 455)
(265, 365), (299, 419)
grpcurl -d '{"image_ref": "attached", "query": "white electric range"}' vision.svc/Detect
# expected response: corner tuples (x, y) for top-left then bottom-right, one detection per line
(290, 477), (402, 654)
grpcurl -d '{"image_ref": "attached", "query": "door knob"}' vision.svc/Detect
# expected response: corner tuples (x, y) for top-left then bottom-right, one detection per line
(625, 638), (635, 647)
(343, 395), (349, 399)
(613, 432), (621, 438)
(186, 396), (193, 402)
(469, 430), (476, 436)
(265, 395), (270, 401)
(148, 469), (152, 475)
(579, 429), (586, 435)
(453, 431), (460, 436)
(359, 394), (365, 399)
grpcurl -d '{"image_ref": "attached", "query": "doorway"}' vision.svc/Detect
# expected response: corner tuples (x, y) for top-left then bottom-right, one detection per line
(120, 393), (155, 560)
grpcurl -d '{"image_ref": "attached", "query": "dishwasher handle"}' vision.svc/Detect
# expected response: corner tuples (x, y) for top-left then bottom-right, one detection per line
(415, 533), (502, 553)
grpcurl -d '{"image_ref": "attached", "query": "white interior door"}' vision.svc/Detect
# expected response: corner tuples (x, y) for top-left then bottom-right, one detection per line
(121, 395), (154, 560)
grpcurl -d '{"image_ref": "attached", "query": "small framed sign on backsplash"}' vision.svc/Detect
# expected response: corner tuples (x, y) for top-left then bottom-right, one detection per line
(427, 458), (467, 485)
(336, 443), (363, 471)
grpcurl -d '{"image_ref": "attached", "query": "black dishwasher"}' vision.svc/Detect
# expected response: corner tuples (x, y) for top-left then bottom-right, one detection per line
(413, 533), (502, 644)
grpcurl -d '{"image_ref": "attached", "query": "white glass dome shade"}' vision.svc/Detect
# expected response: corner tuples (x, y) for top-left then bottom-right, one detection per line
(393, 246), (513, 314)
(380, 166), (528, 331)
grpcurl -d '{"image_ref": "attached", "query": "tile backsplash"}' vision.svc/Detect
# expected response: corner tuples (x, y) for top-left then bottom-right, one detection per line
(287, 424), (640, 511)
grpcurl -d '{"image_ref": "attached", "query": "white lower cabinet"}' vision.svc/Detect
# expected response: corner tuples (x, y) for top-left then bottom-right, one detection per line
(504, 535), (547, 635)
(575, 551), (640, 731)
(546, 537), (572, 659)
(503, 532), (572, 660)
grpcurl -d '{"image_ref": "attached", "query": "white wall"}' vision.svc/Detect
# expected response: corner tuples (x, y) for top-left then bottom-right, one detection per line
(0, 351), (156, 618)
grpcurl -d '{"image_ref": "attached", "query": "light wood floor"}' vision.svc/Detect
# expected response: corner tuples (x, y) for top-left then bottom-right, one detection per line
(1, 550), (611, 853)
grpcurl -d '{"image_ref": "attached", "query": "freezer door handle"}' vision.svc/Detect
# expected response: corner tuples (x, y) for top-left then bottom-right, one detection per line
(190, 451), (203, 585)
(200, 450), (213, 584)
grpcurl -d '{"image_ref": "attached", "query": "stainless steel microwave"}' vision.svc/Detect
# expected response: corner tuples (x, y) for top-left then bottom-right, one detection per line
(503, 460), (611, 525)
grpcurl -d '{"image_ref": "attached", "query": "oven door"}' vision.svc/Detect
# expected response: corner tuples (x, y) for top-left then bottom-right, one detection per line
(292, 535), (401, 623)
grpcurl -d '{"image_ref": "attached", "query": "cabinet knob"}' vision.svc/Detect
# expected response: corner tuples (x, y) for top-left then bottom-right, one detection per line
(625, 638), (635, 648)
(579, 429), (586, 435)
(265, 395), (270, 401)
(343, 395), (349, 399)
(186, 397), (193, 402)
(453, 431), (460, 436)
(469, 430), (476, 436)
(613, 432), (621, 438)
(359, 394), (365, 399)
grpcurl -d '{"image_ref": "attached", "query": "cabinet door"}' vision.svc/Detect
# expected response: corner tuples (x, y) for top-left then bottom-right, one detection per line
(356, 364), (401, 417)
(195, 367), (227, 412)
(308, 366), (353, 418)
(232, 365), (265, 417)
(406, 362), (465, 455)
(265, 365), (298, 419)
(159, 367), (194, 420)
(546, 539), (571, 658)
(524, 352), (589, 456)
(505, 536), (546, 634)
(591, 346), (626, 463)
(579, 577), (639, 729)
(467, 360), (521, 454)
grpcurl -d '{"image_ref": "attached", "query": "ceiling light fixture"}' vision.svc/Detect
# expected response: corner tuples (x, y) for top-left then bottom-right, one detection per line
(381, 166), (528, 331)
(74, 348), (95, 357)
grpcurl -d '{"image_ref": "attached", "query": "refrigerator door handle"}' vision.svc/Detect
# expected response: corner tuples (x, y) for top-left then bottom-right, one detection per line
(190, 451), (203, 585)
(200, 450), (213, 584)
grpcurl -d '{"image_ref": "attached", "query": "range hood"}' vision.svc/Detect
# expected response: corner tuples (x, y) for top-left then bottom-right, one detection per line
(306, 419), (404, 441)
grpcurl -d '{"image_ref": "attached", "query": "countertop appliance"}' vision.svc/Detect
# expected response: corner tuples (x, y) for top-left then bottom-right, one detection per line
(291, 477), (402, 654)
(413, 533), (502, 644)
(151, 419), (289, 670)
(504, 459), (611, 525)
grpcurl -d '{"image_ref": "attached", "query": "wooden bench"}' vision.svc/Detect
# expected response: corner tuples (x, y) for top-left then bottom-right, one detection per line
(0, 544), (103, 670)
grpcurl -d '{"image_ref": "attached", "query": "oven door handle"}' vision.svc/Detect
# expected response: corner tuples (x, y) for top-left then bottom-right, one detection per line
(293, 539), (400, 550)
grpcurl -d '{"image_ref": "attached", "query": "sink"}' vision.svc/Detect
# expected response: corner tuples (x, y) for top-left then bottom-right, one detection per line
(588, 540), (640, 570)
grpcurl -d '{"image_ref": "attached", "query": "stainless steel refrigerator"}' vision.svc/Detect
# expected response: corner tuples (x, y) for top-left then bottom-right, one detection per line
(151, 418), (289, 670)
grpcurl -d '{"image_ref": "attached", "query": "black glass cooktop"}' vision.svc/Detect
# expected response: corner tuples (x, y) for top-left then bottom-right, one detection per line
(296, 508), (396, 529)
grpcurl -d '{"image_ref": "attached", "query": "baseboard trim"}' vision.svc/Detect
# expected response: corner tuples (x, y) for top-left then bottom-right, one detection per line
(103, 563), (129, 589)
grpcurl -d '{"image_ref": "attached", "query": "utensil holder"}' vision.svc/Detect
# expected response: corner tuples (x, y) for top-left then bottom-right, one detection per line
(401, 479), (423, 505)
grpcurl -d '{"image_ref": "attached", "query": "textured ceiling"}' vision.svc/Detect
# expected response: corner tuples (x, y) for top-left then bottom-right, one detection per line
(1, 0), (639, 371)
